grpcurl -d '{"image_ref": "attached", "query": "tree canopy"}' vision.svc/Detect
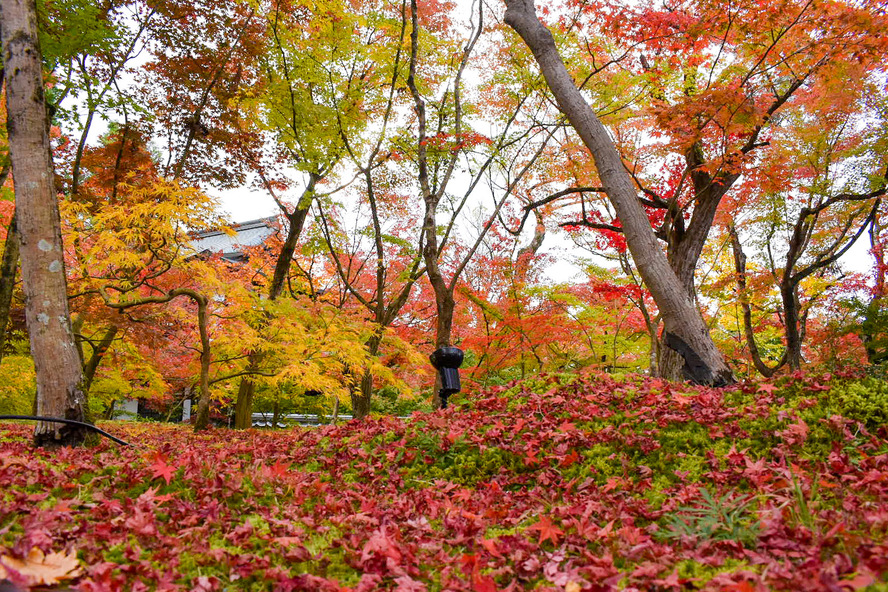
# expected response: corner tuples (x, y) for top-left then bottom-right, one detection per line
(0, 0), (886, 436)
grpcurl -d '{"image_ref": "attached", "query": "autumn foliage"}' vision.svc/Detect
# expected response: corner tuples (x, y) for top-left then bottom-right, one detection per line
(2, 0), (888, 583)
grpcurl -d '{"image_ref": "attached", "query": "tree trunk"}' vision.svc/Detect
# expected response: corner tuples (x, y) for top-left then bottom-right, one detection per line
(504, 0), (733, 386)
(350, 369), (373, 420)
(331, 396), (340, 424)
(0, 210), (20, 363)
(192, 295), (213, 430)
(657, 144), (739, 379)
(863, 214), (887, 364)
(82, 324), (119, 391)
(781, 281), (804, 370)
(351, 334), (383, 419)
(233, 369), (256, 429)
(232, 185), (313, 429)
(271, 397), (281, 429)
(729, 225), (785, 377)
(2, 0), (90, 446)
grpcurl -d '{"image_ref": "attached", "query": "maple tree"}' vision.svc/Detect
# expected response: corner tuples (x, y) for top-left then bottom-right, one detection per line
(454, 223), (651, 385)
(507, 0), (887, 380)
(62, 176), (225, 430)
(504, 0), (735, 386)
(311, 0), (432, 417)
(227, 0), (383, 427)
(142, 0), (264, 188)
(396, 0), (573, 405)
(720, 71), (887, 373)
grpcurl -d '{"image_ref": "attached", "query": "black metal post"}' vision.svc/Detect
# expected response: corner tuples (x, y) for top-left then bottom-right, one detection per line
(429, 346), (464, 408)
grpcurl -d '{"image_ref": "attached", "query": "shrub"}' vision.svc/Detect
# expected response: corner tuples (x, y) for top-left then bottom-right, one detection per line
(0, 355), (35, 414)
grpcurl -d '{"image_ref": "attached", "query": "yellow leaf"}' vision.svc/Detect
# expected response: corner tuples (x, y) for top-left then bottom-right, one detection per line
(0, 547), (83, 586)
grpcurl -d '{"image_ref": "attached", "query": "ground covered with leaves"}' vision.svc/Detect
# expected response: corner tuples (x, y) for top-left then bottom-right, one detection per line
(2, 373), (888, 591)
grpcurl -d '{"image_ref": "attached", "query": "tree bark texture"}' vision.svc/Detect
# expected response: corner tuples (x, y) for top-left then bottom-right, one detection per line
(2, 0), (90, 446)
(233, 362), (257, 429)
(350, 370), (373, 420)
(504, 0), (733, 386)
(657, 144), (739, 379)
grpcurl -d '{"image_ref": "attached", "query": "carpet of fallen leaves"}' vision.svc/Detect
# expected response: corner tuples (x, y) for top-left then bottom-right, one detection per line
(2, 372), (888, 591)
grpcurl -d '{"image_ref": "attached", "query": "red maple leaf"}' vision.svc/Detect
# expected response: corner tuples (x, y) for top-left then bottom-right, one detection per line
(528, 516), (563, 546)
(724, 581), (758, 592)
(124, 508), (157, 536)
(479, 538), (503, 558)
(267, 460), (290, 479)
(473, 575), (498, 592)
(149, 453), (175, 485)
(560, 449), (580, 468)
(523, 448), (540, 466)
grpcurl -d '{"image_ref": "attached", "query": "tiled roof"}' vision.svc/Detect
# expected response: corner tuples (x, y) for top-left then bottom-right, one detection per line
(191, 218), (277, 260)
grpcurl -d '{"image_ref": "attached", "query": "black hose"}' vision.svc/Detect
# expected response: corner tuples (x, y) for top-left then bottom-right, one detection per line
(0, 415), (133, 447)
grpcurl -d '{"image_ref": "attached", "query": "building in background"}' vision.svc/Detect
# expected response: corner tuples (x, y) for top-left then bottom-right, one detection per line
(190, 217), (277, 262)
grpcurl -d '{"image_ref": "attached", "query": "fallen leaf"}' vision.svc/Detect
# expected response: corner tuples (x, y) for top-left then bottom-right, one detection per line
(0, 548), (82, 586)
(528, 516), (563, 546)
(149, 453), (176, 485)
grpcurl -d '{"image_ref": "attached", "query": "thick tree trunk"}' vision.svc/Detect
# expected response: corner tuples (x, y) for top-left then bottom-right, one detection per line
(233, 368), (256, 429)
(504, 0), (733, 386)
(781, 281), (804, 371)
(351, 370), (373, 420)
(2, 0), (90, 446)
(657, 145), (739, 379)
(0, 210), (20, 363)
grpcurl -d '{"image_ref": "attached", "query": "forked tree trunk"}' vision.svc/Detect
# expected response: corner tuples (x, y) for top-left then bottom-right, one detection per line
(504, 0), (733, 386)
(2, 0), (91, 446)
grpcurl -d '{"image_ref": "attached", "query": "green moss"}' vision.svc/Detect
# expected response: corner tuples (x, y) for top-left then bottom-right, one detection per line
(674, 558), (759, 587)
(830, 378), (888, 427)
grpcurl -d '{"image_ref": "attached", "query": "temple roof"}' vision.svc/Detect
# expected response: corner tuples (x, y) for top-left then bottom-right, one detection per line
(190, 217), (277, 261)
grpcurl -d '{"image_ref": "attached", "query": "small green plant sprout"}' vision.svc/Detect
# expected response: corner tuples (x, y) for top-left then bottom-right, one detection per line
(659, 488), (761, 548)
